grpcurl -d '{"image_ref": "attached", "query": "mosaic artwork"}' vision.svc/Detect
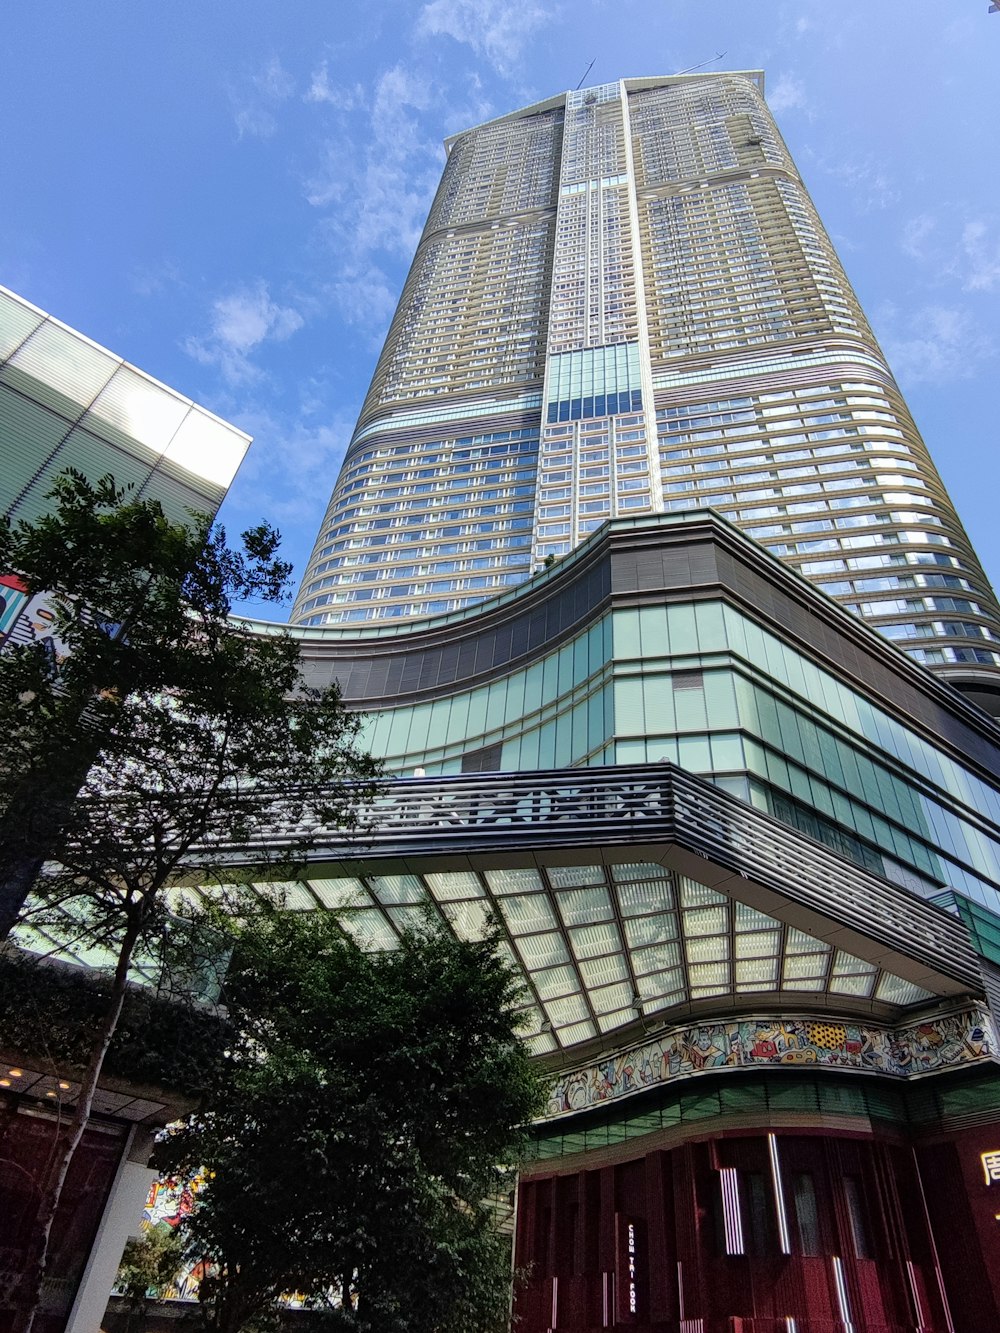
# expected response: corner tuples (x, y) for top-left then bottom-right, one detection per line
(545, 1007), (996, 1117)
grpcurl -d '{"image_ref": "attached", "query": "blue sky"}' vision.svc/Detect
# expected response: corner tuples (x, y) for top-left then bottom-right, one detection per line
(3, 1), (998, 614)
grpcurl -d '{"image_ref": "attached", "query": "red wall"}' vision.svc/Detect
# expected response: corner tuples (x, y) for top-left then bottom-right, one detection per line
(514, 1128), (974, 1333)
(0, 1103), (128, 1333)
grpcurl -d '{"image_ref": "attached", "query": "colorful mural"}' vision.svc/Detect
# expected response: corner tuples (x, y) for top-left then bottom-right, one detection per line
(545, 1007), (996, 1118)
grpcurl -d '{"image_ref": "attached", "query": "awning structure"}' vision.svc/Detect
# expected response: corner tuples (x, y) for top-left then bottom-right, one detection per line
(181, 763), (986, 1066)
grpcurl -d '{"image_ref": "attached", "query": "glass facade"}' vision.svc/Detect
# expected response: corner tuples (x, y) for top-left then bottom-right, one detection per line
(0, 285), (250, 529)
(291, 75), (1000, 701)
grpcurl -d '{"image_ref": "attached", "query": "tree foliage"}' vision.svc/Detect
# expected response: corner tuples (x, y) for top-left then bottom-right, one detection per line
(114, 1225), (186, 1333)
(0, 473), (380, 1333)
(161, 908), (547, 1333)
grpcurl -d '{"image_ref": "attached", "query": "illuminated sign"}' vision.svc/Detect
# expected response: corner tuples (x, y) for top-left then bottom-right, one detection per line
(616, 1214), (641, 1322)
(981, 1151), (1000, 1185)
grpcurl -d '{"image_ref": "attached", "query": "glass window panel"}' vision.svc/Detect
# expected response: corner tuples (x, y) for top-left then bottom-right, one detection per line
(580, 954), (628, 986)
(569, 922), (622, 960)
(682, 906), (728, 936)
(368, 874), (425, 905)
(531, 965), (579, 1000)
(165, 408), (248, 488)
(735, 959), (778, 984)
(685, 935), (729, 963)
(783, 954), (829, 979)
(0, 292), (44, 360)
(486, 867), (544, 894)
(875, 974), (932, 1005)
(560, 1020), (597, 1045)
(617, 879), (674, 915)
(340, 911), (398, 951)
(633, 941), (681, 974)
(637, 968), (684, 999)
(689, 961), (730, 987)
(832, 950), (876, 977)
(590, 981), (636, 1015)
(624, 914), (678, 948)
(547, 864), (606, 888)
(442, 899), (493, 941)
(426, 871), (485, 900)
(545, 994), (590, 1025)
(528, 1032), (558, 1055)
(734, 903), (779, 932)
(785, 929), (830, 955)
(784, 977), (825, 991)
(308, 879), (372, 909)
(829, 973), (875, 996)
(598, 1009), (636, 1033)
(556, 886), (613, 926)
(735, 930), (781, 959)
(499, 894), (556, 933)
(642, 991), (685, 1014)
(387, 905), (429, 933)
(515, 932), (569, 968)
(5, 320), (117, 413)
(278, 883), (317, 911)
(610, 861), (669, 882)
(680, 878), (726, 908)
(85, 366), (189, 454)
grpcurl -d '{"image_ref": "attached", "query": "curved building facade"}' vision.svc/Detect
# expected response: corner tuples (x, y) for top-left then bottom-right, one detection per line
(291, 74), (1000, 713)
(280, 78), (1000, 1325)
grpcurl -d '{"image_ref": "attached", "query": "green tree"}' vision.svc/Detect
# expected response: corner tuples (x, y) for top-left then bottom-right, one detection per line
(114, 1224), (186, 1333)
(0, 473), (380, 1333)
(161, 908), (546, 1333)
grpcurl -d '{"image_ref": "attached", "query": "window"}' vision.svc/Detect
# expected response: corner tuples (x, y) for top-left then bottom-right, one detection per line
(791, 1172), (821, 1255)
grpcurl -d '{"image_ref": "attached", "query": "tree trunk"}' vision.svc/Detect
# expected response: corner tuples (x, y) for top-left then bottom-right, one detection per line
(14, 913), (144, 1333)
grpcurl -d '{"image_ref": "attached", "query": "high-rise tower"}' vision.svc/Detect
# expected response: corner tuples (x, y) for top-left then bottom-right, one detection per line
(292, 73), (1000, 711)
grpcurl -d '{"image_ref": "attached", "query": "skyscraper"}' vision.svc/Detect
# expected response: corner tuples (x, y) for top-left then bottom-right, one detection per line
(292, 73), (1000, 715)
(269, 75), (1000, 1329)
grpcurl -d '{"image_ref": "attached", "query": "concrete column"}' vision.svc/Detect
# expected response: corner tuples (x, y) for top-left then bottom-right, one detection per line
(64, 1126), (156, 1333)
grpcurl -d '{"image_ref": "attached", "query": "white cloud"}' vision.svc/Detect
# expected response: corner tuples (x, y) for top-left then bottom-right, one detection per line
(766, 73), (807, 116)
(878, 303), (996, 385)
(305, 62), (364, 110)
(304, 64), (443, 337)
(899, 212), (1000, 293)
(823, 155), (898, 212)
(901, 213), (937, 261)
(960, 220), (1000, 292)
(416, 0), (553, 75)
(230, 57), (295, 140)
(184, 281), (304, 385)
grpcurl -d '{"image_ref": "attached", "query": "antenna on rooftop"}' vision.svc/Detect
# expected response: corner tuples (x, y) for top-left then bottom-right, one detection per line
(575, 59), (596, 90)
(674, 51), (728, 76)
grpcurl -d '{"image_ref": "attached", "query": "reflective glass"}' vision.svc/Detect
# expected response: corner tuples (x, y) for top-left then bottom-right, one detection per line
(499, 894), (556, 933)
(632, 941), (681, 974)
(486, 867), (544, 894)
(368, 874), (425, 905)
(548, 864), (606, 887)
(515, 931), (569, 968)
(735, 930), (780, 958)
(545, 994), (590, 1025)
(556, 886), (613, 925)
(617, 879), (673, 915)
(560, 1019), (597, 1045)
(569, 921), (622, 960)
(682, 906), (727, 936)
(624, 914), (678, 948)
(442, 899), (493, 940)
(531, 965), (579, 1000)
(579, 954), (628, 986)
(426, 870), (486, 900)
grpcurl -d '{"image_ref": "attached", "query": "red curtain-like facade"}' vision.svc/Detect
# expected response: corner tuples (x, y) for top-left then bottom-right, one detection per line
(514, 1128), (980, 1333)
